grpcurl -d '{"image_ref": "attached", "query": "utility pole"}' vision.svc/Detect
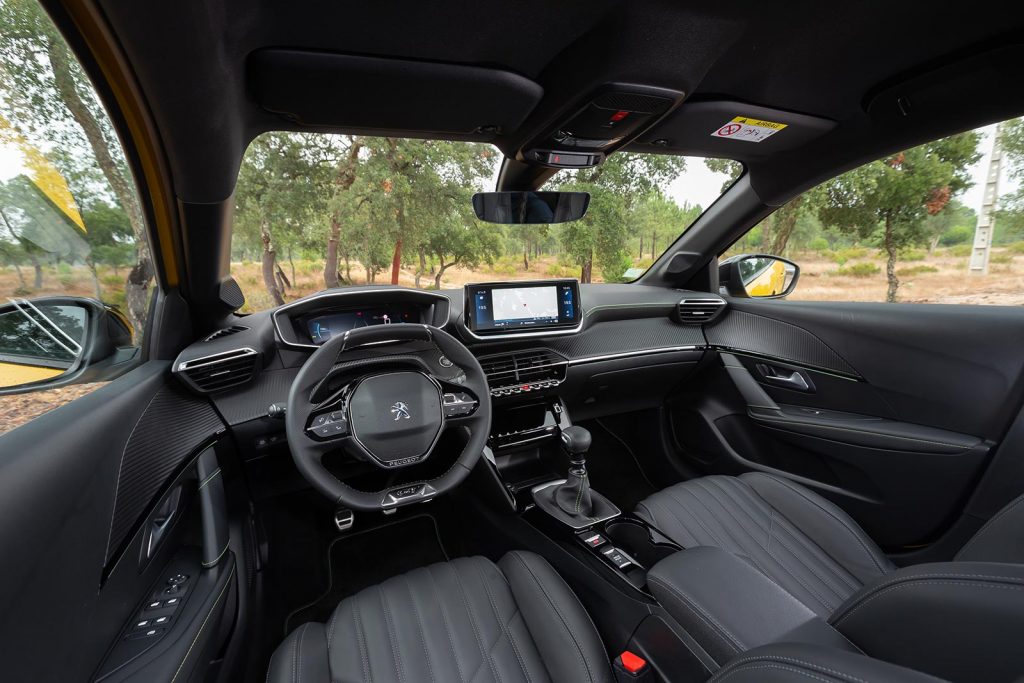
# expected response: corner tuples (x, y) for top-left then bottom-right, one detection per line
(969, 122), (1003, 275)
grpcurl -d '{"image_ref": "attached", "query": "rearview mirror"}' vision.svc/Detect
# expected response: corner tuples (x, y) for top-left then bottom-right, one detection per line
(472, 191), (590, 224)
(0, 296), (139, 394)
(719, 254), (800, 299)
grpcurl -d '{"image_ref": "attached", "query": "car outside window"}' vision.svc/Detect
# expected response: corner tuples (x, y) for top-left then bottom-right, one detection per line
(229, 132), (738, 311)
(723, 118), (1024, 305)
(0, 0), (149, 430)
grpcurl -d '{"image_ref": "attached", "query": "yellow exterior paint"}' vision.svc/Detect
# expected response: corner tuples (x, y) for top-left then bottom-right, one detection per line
(0, 114), (86, 233)
(0, 361), (64, 388)
(746, 260), (789, 296)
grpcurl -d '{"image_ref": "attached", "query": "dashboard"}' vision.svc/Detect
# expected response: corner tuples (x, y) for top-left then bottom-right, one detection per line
(171, 281), (725, 441)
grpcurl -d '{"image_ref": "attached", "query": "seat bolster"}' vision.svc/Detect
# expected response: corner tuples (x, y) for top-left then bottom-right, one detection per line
(267, 621), (330, 683)
(956, 491), (1024, 563)
(498, 550), (613, 683)
(740, 472), (894, 583)
(710, 643), (947, 683)
(830, 561), (1024, 683)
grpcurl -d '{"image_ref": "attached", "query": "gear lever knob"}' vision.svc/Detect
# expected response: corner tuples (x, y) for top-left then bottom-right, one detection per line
(560, 426), (592, 461)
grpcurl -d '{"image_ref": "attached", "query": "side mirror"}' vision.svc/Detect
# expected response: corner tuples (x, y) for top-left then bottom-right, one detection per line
(719, 254), (800, 299)
(0, 296), (139, 395)
(472, 191), (590, 224)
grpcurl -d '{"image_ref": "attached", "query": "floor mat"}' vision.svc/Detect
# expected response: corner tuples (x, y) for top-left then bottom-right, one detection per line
(282, 513), (449, 635)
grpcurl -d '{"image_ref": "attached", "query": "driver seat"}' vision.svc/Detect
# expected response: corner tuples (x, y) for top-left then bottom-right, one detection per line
(267, 551), (612, 683)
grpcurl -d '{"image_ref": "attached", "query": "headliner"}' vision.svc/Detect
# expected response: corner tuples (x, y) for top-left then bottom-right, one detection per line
(95, 0), (1024, 205)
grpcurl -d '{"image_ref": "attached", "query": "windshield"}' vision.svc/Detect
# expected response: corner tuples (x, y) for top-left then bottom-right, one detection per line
(229, 133), (738, 311)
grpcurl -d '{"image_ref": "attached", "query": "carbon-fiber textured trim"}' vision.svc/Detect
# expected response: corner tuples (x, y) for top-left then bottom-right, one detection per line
(210, 367), (299, 425)
(705, 310), (858, 376)
(105, 385), (225, 564)
(546, 317), (705, 359)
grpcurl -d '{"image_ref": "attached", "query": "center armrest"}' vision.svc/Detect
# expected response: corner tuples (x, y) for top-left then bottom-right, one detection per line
(647, 546), (857, 667)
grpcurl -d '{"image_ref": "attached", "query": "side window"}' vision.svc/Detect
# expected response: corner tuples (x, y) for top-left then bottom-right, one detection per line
(724, 118), (1023, 304)
(0, 1), (149, 431)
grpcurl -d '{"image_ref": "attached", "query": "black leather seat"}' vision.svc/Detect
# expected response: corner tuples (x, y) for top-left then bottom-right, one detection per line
(635, 472), (894, 617)
(267, 551), (612, 683)
(636, 473), (1024, 683)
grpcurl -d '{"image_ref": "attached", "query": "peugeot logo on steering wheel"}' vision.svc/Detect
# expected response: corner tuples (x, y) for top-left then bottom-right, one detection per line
(390, 401), (412, 421)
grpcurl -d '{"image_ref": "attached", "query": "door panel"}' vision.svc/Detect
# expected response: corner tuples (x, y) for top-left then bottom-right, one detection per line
(0, 362), (231, 681)
(674, 300), (1024, 548)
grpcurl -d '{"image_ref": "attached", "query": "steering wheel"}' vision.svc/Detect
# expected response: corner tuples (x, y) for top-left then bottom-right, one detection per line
(285, 324), (491, 512)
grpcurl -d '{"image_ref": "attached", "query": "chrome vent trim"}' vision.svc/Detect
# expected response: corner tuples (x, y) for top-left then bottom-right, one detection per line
(677, 297), (727, 324)
(175, 348), (259, 394)
(202, 325), (249, 342)
(478, 348), (568, 396)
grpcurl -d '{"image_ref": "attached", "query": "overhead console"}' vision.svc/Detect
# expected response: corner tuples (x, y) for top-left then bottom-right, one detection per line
(464, 279), (581, 338)
(519, 86), (685, 169)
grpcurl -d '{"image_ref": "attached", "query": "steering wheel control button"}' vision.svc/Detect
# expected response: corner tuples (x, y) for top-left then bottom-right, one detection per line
(442, 392), (478, 417)
(438, 355), (453, 368)
(348, 371), (443, 466)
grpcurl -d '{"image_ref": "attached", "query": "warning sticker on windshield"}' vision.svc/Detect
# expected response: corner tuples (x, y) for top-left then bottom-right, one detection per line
(711, 116), (788, 143)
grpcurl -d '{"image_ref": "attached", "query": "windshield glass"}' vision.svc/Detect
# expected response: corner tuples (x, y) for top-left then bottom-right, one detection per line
(230, 133), (738, 311)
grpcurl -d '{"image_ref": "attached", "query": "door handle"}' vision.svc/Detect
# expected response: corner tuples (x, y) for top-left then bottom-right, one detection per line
(756, 363), (811, 392)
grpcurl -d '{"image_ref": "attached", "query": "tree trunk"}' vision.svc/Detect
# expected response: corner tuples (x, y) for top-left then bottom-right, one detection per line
(390, 239), (403, 285)
(928, 234), (941, 253)
(261, 222), (285, 306)
(287, 247), (296, 285)
(276, 263), (291, 290)
(580, 250), (593, 284)
(766, 197), (802, 256)
(435, 261), (452, 289)
(883, 215), (899, 303)
(324, 219), (341, 288)
(415, 247), (428, 288)
(32, 258), (43, 289)
(523, 239), (529, 270)
(651, 231), (657, 259)
(11, 262), (25, 288)
(87, 260), (102, 299)
(49, 39), (152, 333)
(638, 236), (644, 260)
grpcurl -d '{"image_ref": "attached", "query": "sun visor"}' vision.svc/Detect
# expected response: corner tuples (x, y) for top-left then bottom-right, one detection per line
(248, 49), (543, 135)
(630, 101), (835, 158)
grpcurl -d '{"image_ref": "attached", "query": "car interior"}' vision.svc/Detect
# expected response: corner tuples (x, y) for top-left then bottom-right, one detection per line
(3, 1), (1024, 682)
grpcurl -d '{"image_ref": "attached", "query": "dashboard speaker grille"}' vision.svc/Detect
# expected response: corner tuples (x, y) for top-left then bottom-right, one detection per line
(202, 325), (249, 342)
(176, 348), (259, 394)
(677, 298), (727, 324)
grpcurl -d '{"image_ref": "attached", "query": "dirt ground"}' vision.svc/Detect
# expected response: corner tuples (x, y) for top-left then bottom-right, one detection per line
(2, 245), (1020, 435)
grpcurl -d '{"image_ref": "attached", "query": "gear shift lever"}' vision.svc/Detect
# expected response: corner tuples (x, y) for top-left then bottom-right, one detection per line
(531, 425), (620, 528)
(553, 426), (594, 517)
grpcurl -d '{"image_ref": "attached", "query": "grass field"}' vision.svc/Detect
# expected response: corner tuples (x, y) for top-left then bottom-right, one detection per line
(2, 244), (1021, 434)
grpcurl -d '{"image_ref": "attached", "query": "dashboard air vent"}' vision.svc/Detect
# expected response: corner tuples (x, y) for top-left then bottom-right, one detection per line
(677, 298), (727, 324)
(478, 349), (568, 397)
(203, 325), (249, 342)
(175, 348), (259, 394)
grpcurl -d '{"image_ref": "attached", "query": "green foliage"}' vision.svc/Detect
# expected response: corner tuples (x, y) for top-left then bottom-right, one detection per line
(939, 225), (973, 246)
(899, 249), (927, 261)
(1007, 242), (1024, 254)
(807, 237), (830, 251)
(816, 131), (981, 300)
(991, 253), (1014, 265)
(830, 263), (880, 278)
(896, 265), (938, 276)
(947, 244), (973, 257)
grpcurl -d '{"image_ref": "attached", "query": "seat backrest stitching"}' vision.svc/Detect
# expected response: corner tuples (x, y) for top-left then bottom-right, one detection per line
(832, 578), (1024, 626)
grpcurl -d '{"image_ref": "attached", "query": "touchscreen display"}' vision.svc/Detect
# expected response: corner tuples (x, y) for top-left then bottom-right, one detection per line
(466, 280), (580, 334)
